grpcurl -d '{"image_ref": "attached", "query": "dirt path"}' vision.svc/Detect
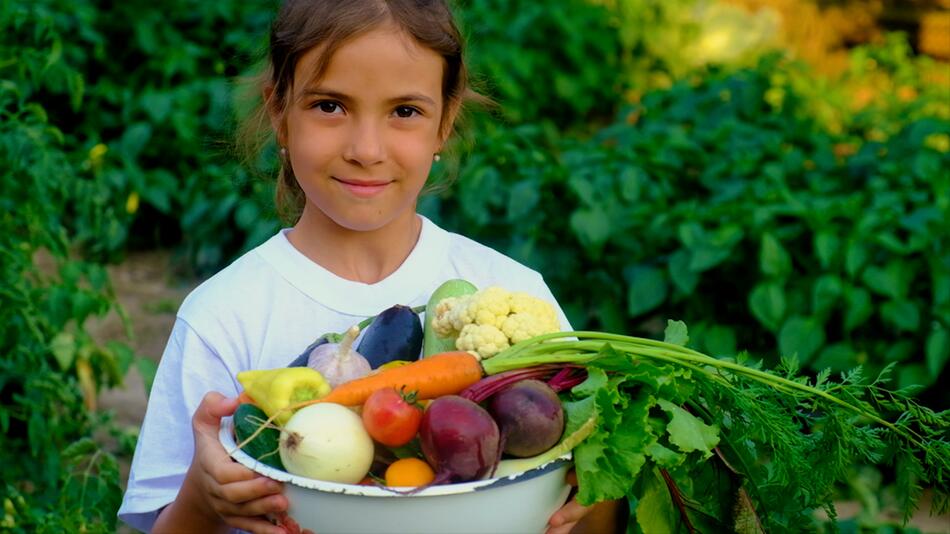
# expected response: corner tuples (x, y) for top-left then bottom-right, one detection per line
(93, 251), (949, 533)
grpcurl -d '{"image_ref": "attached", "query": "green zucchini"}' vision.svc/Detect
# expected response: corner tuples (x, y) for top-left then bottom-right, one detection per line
(422, 279), (478, 357)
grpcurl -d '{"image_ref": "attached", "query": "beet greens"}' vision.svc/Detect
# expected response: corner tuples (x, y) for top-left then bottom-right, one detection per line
(480, 321), (949, 531)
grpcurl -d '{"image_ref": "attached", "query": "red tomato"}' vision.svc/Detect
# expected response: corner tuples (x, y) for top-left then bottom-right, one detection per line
(361, 387), (423, 447)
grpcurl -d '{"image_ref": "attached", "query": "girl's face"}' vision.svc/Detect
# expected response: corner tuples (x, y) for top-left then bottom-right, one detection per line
(282, 25), (447, 233)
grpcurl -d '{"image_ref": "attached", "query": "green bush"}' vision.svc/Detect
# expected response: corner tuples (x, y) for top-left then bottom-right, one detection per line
(1, 2), (147, 530)
(427, 53), (950, 404)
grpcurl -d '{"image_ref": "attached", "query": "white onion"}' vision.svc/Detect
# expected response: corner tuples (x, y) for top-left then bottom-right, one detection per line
(279, 403), (374, 483)
(308, 325), (371, 387)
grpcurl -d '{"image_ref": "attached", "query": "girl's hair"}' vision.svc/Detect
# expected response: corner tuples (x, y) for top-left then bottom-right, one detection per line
(239, 0), (485, 224)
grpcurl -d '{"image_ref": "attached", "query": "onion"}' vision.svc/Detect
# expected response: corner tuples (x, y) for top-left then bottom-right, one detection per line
(279, 403), (374, 483)
(307, 325), (371, 387)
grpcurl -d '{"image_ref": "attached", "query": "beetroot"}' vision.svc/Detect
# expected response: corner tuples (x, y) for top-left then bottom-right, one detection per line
(489, 379), (564, 457)
(419, 396), (501, 482)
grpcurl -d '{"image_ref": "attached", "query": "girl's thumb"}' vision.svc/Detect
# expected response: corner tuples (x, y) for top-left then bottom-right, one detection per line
(193, 391), (239, 433)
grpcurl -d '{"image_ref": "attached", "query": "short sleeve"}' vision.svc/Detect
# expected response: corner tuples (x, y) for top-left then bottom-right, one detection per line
(118, 318), (240, 533)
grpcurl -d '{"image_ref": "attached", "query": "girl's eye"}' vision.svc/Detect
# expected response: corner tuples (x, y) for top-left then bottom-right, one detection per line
(394, 106), (419, 119)
(315, 101), (342, 114)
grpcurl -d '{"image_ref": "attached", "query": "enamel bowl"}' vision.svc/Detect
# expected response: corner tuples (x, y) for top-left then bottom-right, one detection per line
(220, 417), (572, 534)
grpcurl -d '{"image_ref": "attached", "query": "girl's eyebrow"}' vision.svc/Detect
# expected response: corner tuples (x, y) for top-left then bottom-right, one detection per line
(302, 87), (435, 107)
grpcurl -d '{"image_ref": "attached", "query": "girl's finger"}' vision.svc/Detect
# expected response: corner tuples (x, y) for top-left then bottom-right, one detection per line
(223, 513), (287, 534)
(218, 476), (284, 505)
(548, 498), (588, 528)
(216, 492), (288, 519)
(545, 523), (578, 534)
(205, 454), (261, 485)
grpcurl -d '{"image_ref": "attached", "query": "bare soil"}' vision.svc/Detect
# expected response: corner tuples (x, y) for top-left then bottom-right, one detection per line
(94, 250), (949, 533)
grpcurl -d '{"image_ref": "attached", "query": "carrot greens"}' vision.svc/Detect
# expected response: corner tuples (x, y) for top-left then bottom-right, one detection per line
(485, 321), (949, 532)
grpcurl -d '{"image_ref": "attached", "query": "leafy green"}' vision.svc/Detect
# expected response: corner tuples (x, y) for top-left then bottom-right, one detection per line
(486, 324), (950, 531)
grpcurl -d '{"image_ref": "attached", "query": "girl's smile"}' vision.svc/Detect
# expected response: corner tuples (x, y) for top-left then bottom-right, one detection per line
(332, 176), (393, 199)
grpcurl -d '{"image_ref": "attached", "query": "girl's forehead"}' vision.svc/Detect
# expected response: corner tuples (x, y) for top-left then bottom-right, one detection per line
(293, 25), (444, 100)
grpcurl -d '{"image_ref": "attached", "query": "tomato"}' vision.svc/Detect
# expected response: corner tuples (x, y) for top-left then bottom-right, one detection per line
(361, 387), (423, 447)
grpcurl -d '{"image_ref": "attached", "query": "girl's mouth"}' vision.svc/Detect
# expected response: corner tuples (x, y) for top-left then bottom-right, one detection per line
(333, 177), (391, 198)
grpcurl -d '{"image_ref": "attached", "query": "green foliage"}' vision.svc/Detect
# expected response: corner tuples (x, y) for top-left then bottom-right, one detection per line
(458, 0), (624, 129)
(0, 1), (150, 531)
(499, 325), (949, 531)
(430, 51), (950, 404)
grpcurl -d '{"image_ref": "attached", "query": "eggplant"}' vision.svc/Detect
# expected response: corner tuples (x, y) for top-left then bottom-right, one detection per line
(357, 304), (423, 368)
(287, 336), (330, 367)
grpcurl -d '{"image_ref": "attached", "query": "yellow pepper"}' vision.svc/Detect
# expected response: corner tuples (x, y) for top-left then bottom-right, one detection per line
(237, 367), (331, 425)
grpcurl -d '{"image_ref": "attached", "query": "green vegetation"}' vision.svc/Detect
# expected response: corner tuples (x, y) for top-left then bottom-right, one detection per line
(1, 0), (946, 531)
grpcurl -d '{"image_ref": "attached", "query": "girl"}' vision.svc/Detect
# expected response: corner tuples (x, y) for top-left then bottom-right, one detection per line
(119, 1), (618, 532)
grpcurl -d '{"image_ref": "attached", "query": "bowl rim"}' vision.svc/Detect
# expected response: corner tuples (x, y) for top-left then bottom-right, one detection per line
(219, 416), (572, 498)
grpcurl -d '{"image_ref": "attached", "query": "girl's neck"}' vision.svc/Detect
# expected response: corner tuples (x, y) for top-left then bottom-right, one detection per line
(287, 207), (422, 285)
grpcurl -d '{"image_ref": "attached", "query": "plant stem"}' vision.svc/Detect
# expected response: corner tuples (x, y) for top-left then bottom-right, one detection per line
(489, 331), (929, 449)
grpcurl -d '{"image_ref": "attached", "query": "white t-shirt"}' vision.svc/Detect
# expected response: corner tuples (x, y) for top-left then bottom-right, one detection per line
(118, 215), (570, 532)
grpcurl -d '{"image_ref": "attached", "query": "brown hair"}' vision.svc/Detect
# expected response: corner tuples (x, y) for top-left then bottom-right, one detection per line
(239, 0), (486, 224)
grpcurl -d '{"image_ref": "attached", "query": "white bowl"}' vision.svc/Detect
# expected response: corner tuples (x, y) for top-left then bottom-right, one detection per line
(220, 416), (572, 534)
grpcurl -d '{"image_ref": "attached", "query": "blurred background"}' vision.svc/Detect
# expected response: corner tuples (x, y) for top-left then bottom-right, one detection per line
(1, 0), (948, 531)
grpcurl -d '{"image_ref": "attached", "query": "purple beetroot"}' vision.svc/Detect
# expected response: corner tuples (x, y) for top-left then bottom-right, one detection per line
(419, 395), (502, 482)
(489, 379), (564, 457)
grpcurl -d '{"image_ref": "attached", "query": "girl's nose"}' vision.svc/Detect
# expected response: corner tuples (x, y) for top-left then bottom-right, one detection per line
(343, 119), (385, 166)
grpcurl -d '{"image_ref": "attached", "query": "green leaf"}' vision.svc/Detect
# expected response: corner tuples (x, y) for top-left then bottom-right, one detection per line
(897, 364), (934, 390)
(506, 179), (540, 222)
(668, 249), (699, 294)
(663, 320), (689, 347)
(619, 166), (643, 202)
(926, 326), (950, 376)
(678, 222), (705, 248)
(50, 332), (76, 370)
(570, 208), (611, 252)
(625, 265), (668, 318)
(843, 286), (873, 332)
(778, 316), (825, 364)
(119, 123), (153, 160)
(749, 282), (786, 332)
(862, 261), (910, 300)
(880, 299), (920, 332)
(689, 244), (731, 272)
(760, 233), (791, 278)
(136, 358), (159, 397)
(845, 240), (869, 278)
(657, 399), (719, 457)
(885, 341), (915, 363)
(814, 231), (840, 270)
(704, 324), (737, 357)
(811, 342), (856, 373)
(812, 275), (843, 316)
(636, 468), (679, 534)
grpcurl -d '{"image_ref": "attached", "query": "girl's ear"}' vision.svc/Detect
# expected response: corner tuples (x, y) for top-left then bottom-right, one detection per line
(263, 84), (288, 146)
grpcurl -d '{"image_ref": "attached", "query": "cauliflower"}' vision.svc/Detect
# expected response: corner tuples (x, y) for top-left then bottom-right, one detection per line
(430, 286), (561, 359)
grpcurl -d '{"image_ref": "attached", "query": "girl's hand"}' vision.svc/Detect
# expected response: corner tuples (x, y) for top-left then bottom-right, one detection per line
(187, 391), (291, 534)
(546, 469), (591, 534)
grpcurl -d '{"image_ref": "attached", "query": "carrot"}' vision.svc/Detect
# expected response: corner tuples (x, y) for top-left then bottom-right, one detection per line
(237, 390), (256, 405)
(311, 351), (483, 407)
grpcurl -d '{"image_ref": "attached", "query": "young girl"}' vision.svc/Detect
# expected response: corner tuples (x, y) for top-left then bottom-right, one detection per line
(119, 1), (618, 532)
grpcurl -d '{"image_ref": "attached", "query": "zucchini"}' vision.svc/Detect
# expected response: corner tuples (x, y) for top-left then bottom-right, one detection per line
(422, 279), (478, 357)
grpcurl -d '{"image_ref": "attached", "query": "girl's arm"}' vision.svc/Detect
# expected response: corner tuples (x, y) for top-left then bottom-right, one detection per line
(153, 392), (287, 534)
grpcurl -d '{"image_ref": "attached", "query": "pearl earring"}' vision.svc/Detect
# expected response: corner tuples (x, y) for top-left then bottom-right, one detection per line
(434, 154), (441, 162)
(280, 147), (288, 156)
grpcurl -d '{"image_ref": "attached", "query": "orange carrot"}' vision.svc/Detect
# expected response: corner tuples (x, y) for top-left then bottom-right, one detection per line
(309, 351), (483, 407)
(237, 390), (256, 405)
